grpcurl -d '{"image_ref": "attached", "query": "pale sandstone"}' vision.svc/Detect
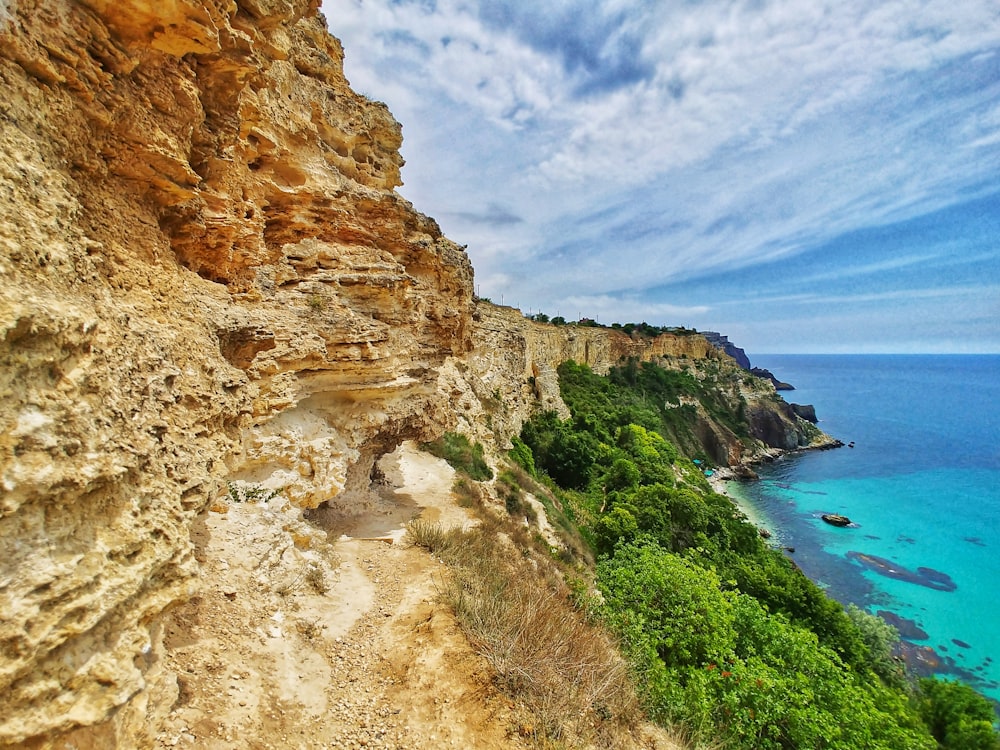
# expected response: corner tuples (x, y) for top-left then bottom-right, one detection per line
(456, 301), (819, 468)
(464, 302), (720, 444)
(0, 2), (810, 746)
(1, 1), (468, 745)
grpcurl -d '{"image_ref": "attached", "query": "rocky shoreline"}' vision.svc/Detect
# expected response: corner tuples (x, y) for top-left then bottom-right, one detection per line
(709, 445), (1000, 706)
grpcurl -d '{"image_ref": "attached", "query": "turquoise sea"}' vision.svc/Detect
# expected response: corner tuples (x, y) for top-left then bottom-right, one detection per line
(730, 355), (1000, 702)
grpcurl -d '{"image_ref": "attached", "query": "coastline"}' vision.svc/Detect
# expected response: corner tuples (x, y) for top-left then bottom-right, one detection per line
(710, 355), (1000, 710)
(708, 470), (783, 544)
(707, 426), (844, 544)
(713, 456), (1000, 705)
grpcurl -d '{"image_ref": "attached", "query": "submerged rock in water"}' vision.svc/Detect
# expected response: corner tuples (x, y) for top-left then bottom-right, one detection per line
(918, 567), (956, 587)
(846, 551), (957, 592)
(894, 642), (998, 700)
(877, 610), (930, 640)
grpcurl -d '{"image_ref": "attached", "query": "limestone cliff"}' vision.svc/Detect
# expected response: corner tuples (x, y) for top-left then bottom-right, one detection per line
(1, 2), (470, 744)
(460, 302), (828, 468)
(0, 3), (826, 746)
(460, 302), (716, 436)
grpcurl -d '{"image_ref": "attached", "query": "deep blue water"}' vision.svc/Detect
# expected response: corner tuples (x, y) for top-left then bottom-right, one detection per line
(731, 355), (1000, 701)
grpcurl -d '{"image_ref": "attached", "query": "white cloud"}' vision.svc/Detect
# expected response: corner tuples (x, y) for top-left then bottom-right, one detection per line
(556, 293), (712, 322)
(962, 97), (1000, 149)
(331, 1), (1000, 204)
(325, 0), (1000, 351)
(785, 253), (943, 285)
(712, 283), (1000, 309)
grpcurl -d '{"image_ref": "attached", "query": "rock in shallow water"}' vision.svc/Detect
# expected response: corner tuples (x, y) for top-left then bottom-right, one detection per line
(846, 551), (957, 591)
(877, 610), (930, 640)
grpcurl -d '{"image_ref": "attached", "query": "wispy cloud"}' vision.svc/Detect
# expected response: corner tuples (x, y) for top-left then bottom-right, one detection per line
(711, 283), (1000, 309)
(558, 294), (713, 322)
(328, 0), (1000, 352)
(449, 203), (524, 227)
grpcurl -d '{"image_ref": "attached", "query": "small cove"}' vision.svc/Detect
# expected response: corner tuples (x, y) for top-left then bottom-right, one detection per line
(732, 354), (1000, 703)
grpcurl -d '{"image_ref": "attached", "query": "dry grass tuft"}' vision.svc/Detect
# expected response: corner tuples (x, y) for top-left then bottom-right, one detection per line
(453, 476), (484, 508)
(305, 561), (329, 594)
(412, 520), (641, 747)
(405, 518), (461, 554)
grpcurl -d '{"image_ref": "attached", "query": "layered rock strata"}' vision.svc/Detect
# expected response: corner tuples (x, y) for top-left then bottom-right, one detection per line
(461, 303), (827, 465)
(0, 1), (470, 744)
(458, 302), (717, 440)
(0, 3), (828, 746)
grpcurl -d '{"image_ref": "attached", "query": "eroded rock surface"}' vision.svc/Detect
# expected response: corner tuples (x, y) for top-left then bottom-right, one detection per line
(460, 302), (828, 464)
(0, 3), (827, 746)
(460, 302), (722, 442)
(1, 2), (470, 744)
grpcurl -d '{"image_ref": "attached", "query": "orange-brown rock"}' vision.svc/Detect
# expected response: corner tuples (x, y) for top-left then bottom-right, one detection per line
(0, 2), (470, 744)
(460, 301), (725, 444)
(0, 2), (827, 746)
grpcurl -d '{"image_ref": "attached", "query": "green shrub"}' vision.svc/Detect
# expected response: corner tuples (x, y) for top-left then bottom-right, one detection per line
(919, 678), (1000, 750)
(421, 432), (493, 480)
(227, 481), (281, 504)
(598, 539), (736, 670)
(846, 604), (906, 687)
(508, 436), (536, 475)
(597, 539), (937, 750)
(592, 506), (639, 555)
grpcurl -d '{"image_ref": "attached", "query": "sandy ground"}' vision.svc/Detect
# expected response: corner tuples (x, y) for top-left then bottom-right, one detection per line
(153, 442), (528, 750)
(708, 472), (782, 542)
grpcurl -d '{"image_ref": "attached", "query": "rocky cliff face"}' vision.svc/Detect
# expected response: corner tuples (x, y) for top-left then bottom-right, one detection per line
(0, 2), (470, 744)
(0, 4), (826, 746)
(458, 302), (826, 467)
(459, 302), (723, 443)
(701, 331), (752, 370)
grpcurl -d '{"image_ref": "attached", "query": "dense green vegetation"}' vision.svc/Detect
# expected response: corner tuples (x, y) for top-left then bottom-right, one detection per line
(920, 678), (1000, 750)
(524, 311), (697, 338)
(420, 432), (493, 481)
(513, 358), (998, 749)
(523, 358), (749, 474)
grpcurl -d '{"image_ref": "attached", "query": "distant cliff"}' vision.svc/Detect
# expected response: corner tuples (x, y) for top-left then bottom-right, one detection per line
(701, 331), (752, 370)
(461, 303), (832, 468)
(702, 333), (796, 390)
(0, 3), (829, 746)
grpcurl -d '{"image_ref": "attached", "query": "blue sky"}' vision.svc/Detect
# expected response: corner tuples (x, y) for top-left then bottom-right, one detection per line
(327, 0), (1000, 353)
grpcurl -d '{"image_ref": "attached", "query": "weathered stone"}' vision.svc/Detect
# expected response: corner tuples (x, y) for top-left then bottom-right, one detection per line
(791, 403), (818, 423)
(0, 2), (470, 744)
(751, 367), (795, 390)
(0, 2), (837, 745)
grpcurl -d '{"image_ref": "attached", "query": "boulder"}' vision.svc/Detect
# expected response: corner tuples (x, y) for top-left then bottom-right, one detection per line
(791, 403), (818, 423)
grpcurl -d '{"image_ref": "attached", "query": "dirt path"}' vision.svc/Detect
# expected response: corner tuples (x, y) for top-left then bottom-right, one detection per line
(153, 442), (527, 750)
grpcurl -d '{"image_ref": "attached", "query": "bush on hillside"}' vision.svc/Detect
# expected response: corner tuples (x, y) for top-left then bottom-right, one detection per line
(919, 678), (1000, 750)
(598, 538), (936, 750)
(420, 432), (493, 480)
(513, 356), (999, 748)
